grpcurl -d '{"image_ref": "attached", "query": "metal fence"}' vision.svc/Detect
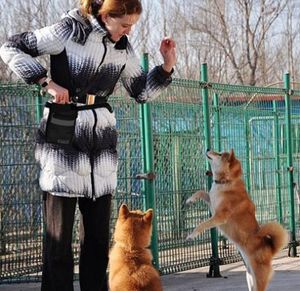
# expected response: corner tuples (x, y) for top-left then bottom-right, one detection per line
(1, 64), (299, 283)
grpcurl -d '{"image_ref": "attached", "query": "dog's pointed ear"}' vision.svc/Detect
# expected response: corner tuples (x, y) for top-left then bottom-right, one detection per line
(119, 204), (129, 219)
(228, 149), (235, 163)
(143, 209), (153, 223)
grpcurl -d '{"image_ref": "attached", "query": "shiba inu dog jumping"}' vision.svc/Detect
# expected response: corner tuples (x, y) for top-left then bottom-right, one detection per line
(109, 204), (162, 291)
(186, 149), (288, 291)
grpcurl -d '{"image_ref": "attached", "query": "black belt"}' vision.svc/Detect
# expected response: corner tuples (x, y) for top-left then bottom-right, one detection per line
(72, 94), (108, 105)
(45, 101), (113, 113)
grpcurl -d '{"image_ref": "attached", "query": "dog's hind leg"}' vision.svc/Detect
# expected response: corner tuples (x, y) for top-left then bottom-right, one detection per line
(246, 271), (257, 291)
(251, 261), (273, 291)
(243, 254), (272, 291)
(186, 190), (210, 205)
(239, 249), (258, 291)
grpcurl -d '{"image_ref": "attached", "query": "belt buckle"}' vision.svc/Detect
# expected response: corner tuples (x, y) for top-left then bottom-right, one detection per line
(86, 94), (95, 105)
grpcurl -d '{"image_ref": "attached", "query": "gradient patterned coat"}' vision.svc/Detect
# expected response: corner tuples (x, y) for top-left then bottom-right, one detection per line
(0, 9), (173, 199)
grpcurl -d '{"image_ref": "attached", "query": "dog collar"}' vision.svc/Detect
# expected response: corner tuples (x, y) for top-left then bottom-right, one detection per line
(213, 179), (230, 184)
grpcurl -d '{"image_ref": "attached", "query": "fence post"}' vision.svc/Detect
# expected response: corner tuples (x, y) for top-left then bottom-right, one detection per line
(35, 86), (43, 123)
(284, 73), (298, 257)
(272, 101), (283, 224)
(244, 112), (251, 192)
(139, 53), (159, 268)
(201, 63), (221, 277)
(213, 93), (221, 151)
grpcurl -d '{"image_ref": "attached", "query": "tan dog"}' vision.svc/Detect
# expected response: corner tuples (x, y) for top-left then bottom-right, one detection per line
(109, 204), (162, 291)
(186, 149), (288, 291)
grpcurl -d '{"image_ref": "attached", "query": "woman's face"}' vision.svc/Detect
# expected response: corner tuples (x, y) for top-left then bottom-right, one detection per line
(101, 13), (140, 42)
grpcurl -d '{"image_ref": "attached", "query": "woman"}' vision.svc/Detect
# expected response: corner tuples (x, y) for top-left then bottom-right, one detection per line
(0, 0), (176, 290)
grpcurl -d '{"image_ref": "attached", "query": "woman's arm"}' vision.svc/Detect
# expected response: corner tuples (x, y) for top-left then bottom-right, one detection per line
(0, 17), (73, 85)
(121, 38), (176, 103)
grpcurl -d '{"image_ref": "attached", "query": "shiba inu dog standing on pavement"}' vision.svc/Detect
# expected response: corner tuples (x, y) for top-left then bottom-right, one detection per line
(186, 149), (288, 291)
(109, 204), (162, 291)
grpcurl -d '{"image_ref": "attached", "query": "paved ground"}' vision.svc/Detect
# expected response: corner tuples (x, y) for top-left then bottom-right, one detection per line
(161, 250), (300, 290)
(1, 250), (299, 290)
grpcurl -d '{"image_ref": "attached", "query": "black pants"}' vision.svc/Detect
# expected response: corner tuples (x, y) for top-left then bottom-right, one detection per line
(41, 193), (112, 291)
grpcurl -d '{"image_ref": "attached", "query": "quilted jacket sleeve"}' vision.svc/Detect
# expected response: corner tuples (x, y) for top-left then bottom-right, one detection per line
(121, 43), (173, 103)
(0, 17), (73, 84)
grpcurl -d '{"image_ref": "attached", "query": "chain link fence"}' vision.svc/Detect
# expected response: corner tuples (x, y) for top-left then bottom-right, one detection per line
(1, 69), (299, 283)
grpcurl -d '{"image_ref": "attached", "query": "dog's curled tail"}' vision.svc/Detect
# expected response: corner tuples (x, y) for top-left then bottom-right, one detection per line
(258, 222), (288, 256)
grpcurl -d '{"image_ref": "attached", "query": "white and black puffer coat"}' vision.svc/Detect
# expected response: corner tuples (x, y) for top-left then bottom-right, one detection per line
(0, 9), (173, 199)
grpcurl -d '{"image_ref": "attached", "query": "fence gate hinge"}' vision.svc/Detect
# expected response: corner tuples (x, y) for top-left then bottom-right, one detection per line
(135, 172), (156, 180)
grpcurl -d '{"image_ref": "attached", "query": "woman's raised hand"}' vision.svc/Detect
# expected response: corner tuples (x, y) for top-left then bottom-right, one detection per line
(160, 37), (176, 73)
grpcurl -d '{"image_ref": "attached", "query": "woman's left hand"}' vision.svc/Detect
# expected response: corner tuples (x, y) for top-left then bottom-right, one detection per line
(160, 37), (176, 73)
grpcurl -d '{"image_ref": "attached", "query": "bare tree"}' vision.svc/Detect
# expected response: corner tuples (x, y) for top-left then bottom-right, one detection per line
(0, 0), (77, 82)
(1, 0), (300, 85)
(172, 0), (289, 85)
(286, 0), (299, 82)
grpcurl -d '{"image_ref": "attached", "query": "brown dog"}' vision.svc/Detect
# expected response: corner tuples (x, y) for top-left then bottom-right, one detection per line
(186, 149), (288, 291)
(109, 204), (162, 291)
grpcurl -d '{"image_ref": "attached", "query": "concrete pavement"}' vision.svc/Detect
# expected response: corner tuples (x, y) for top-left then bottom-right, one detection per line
(161, 250), (300, 290)
(1, 249), (299, 290)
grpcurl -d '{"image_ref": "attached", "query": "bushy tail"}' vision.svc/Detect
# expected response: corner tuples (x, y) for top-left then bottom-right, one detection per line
(258, 222), (288, 256)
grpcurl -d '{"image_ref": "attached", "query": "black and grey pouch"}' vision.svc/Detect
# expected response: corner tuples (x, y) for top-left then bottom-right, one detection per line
(45, 102), (78, 145)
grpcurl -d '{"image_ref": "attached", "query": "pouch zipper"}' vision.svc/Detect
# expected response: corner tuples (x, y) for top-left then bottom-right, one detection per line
(90, 109), (98, 201)
(89, 36), (107, 201)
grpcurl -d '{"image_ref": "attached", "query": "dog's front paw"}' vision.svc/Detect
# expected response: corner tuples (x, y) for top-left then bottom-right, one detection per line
(186, 233), (196, 241)
(186, 197), (194, 205)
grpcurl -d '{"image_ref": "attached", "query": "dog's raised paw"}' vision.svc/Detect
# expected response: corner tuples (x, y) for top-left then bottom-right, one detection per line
(186, 197), (194, 205)
(186, 234), (195, 241)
